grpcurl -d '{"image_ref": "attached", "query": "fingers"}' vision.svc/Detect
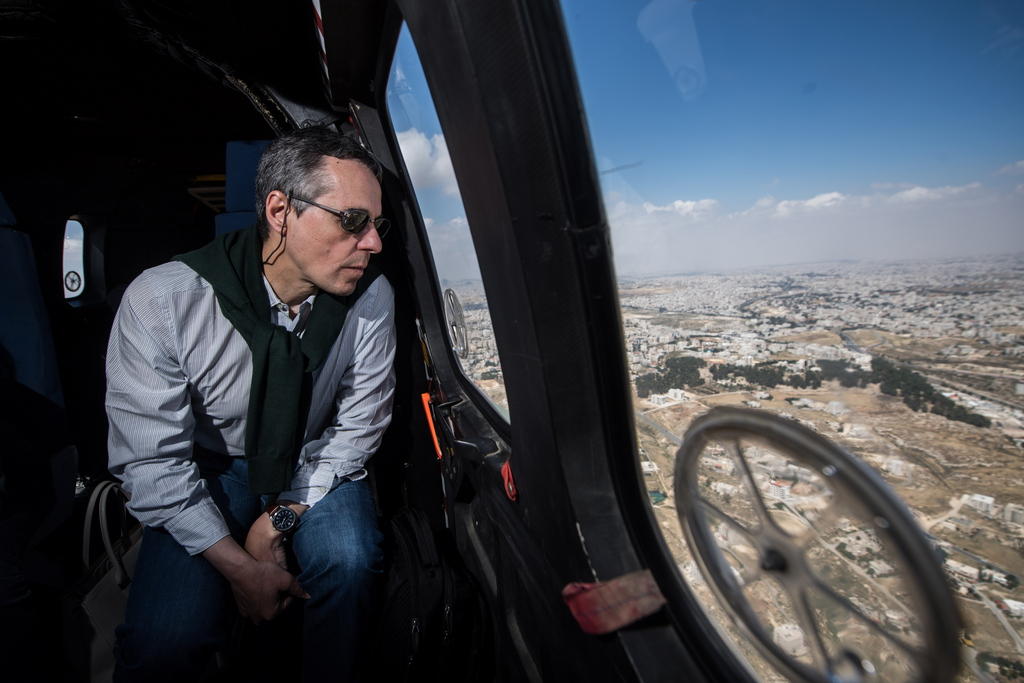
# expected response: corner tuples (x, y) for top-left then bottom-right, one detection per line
(234, 564), (308, 624)
(287, 576), (311, 600)
(263, 584), (302, 623)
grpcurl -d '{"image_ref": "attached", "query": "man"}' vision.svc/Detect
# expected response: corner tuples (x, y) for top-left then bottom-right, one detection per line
(105, 126), (395, 681)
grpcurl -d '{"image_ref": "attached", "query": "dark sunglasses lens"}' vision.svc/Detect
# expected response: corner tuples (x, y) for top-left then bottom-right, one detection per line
(375, 218), (390, 238)
(340, 209), (370, 233)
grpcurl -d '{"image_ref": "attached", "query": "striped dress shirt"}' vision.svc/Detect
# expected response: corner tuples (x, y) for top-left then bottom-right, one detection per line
(105, 261), (395, 555)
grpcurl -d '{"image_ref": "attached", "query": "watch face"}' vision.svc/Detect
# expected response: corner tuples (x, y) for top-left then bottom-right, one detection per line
(270, 506), (298, 532)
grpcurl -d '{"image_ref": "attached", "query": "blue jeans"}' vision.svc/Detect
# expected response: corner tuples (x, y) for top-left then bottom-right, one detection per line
(113, 456), (383, 682)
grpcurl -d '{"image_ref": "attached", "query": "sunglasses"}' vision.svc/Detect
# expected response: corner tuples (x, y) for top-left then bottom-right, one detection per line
(288, 195), (390, 238)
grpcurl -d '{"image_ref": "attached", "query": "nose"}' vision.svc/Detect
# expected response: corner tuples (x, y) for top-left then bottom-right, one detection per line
(357, 224), (384, 253)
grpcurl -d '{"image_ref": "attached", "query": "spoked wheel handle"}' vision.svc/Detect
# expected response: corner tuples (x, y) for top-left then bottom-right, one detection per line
(674, 407), (962, 683)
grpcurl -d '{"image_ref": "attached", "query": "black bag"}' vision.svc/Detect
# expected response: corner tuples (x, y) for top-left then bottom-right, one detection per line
(371, 507), (490, 682)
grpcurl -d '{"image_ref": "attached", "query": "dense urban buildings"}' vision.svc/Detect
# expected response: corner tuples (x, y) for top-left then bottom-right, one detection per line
(454, 253), (1024, 681)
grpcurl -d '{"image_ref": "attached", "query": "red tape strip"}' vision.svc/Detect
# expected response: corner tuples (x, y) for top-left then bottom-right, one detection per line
(501, 461), (518, 501)
(562, 569), (666, 635)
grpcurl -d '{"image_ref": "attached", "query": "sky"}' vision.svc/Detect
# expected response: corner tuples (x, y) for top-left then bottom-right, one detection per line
(388, 0), (1024, 279)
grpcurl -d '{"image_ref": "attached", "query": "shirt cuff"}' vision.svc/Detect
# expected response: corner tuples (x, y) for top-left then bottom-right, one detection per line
(161, 496), (232, 556)
(280, 466), (368, 508)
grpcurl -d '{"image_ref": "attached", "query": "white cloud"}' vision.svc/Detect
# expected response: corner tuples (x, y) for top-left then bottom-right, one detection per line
(642, 198), (718, 218)
(395, 129), (460, 196)
(734, 183), (982, 219)
(602, 181), (1023, 276)
(997, 160), (1024, 175)
(888, 182), (980, 203)
(772, 191), (846, 217)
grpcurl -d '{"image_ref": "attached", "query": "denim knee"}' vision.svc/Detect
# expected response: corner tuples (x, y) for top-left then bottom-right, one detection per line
(295, 525), (383, 593)
(290, 479), (383, 594)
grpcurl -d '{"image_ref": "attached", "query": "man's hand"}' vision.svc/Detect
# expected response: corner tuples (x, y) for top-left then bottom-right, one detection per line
(202, 535), (309, 624)
(244, 501), (309, 569)
(228, 558), (307, 623)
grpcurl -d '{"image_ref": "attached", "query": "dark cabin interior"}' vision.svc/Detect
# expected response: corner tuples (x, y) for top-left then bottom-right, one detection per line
(1, 1), (448, 678)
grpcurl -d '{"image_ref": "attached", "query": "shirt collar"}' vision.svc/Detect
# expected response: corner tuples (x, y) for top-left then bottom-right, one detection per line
(263, 276), (317, 334)
(263, 276), (316, 309)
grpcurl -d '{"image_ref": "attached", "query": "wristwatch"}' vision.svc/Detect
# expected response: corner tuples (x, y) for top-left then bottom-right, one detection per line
(266, 502), (299, 534)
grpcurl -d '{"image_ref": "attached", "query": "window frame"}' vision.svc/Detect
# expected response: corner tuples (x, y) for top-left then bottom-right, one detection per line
(380, 29), (514, 428)
(362, 1), (757, 680)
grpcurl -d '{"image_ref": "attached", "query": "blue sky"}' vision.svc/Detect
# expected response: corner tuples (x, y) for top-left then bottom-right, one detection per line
(563, 0), (1024, 207)
(390, 1), (1024, 277)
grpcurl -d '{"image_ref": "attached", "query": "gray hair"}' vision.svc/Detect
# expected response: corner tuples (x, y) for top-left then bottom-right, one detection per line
(254, 126), (381, 240)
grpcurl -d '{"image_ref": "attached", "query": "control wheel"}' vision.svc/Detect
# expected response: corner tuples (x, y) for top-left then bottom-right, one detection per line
(674, 407), (961, 682)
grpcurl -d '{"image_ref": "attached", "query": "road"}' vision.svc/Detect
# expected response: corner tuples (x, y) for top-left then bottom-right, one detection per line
(635, 410), (682, 446)
(838, 329), (868, 354)
(925, 366), (1024, 381)
(975, 586), (1024, 656)
(962, 646), (996, 683)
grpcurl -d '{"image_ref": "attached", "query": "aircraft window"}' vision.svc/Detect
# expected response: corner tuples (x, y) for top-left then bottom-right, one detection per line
(561, 0), (1023, 679)
(63, 218), (85, 299)
(386, 26), (511, 420)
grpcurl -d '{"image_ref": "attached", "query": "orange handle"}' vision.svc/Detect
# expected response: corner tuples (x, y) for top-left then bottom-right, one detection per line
(420, 392), (443, 460)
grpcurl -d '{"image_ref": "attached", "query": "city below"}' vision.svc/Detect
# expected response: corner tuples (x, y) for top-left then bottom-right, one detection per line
(456, 252), (1024, 681)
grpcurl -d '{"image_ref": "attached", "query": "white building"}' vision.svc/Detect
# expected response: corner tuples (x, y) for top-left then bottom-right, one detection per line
(869, 560), (895, 576)
(945, 558), (980, 582)
(993, 572), (1013, 588)
(885, 610), (910, 631)
(882, 458), (909, 478)
(773, 624), (808, 657)
(711, 482), (738, 498)
(842, 423), (873, 439)
(942, 516), (973, 533)
(1003, 599), (1024, 618)
(966, 494), (995, 515)
(766, 480), (793, 501)
(1005, 503), (1024, 525)
(825, 401), (849, 416)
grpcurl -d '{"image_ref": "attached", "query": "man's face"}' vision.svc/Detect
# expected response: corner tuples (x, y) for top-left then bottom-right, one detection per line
(281, 157), (384, 297)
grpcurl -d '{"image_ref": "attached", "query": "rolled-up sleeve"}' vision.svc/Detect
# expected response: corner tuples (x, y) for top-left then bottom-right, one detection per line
(279, 278), (396, 507)
(106, 276), (230, 555)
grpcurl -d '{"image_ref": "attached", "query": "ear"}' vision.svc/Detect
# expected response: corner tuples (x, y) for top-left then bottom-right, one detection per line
(265, 190), (290, 235)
